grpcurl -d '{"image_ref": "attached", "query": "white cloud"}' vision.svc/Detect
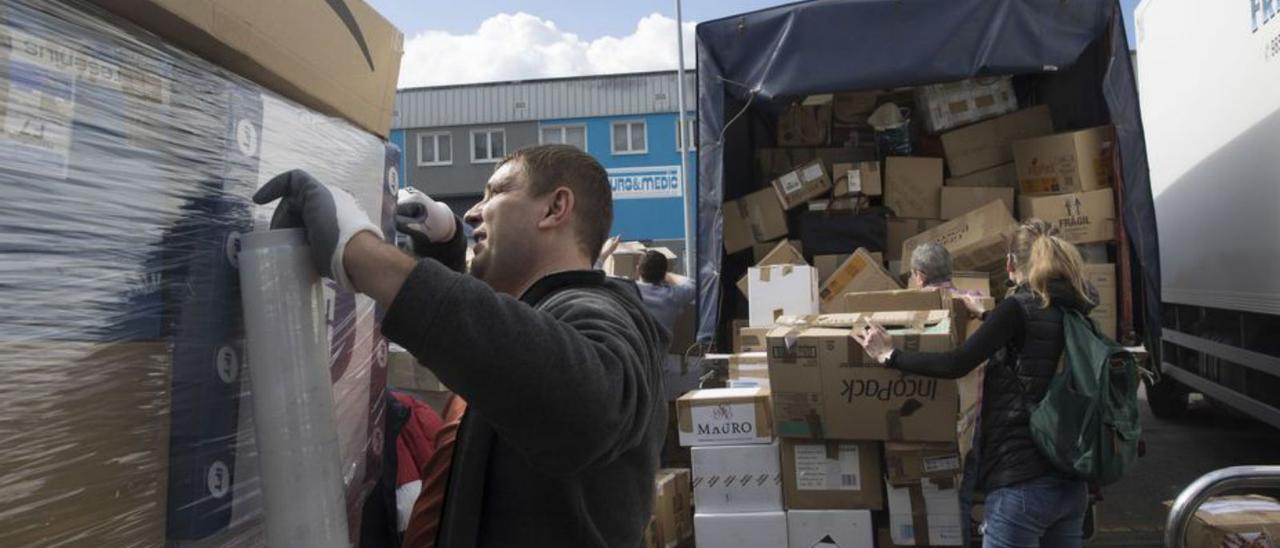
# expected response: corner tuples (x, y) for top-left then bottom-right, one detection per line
(398, 12), (696, 88)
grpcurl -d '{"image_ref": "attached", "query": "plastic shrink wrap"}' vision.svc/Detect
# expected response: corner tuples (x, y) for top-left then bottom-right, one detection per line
(0, 0), (400, 545)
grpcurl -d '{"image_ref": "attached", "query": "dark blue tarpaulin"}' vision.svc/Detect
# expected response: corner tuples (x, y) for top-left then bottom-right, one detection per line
(694, 0), (1160, 357)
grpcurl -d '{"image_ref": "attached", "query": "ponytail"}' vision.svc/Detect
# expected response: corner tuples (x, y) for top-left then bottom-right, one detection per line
(1010, 219), (1096, 308)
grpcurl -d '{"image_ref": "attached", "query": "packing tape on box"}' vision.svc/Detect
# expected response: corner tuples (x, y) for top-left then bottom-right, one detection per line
(910, 484), (931, 546)
(887, 409), (905, 442)
(887, 454), (906, 482)
(759, 267), (771, 282)
(804, 409), (826, 440)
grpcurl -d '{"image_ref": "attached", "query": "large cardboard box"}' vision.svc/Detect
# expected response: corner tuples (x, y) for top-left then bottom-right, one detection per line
(724, 188), (790, 254)
(1013, 126), (1115, 195)
(676, 387), (774, 447)
(90, 0), (403, 138)
(654, 469), (694, 548)
(834, 161), (883, 197)
(781, 439), (883, 510)
(814, 254), (851, 286)
(887, 219), (943, 262)
(916, 76), (1018, 134)
(643, 515), (660, 548)
(887, 476), (963, 546)
(1018, 188), (1116, 245)
(779, 102), (832, 147)
(748, 265), (820, 327)
(787, 510), (875, 548)
(1084, 263), (1118, 338)
(738, 326), (772, 353)
(773, 160), (834, 210)
(766, 311), (964, 442)
(941, 105), (1054, 176)
(940, 187), (1015, 221)
(884, 442), (963, 485)
(604, 250), (644, 279)
(818, 249), (902, 312)
(900, 200), (1018, 275)
(755, 239), (803, 262)
(692, 441), (784, 513)
(885, 157), (945, 219)
(951, 271), (993, 296)
(1171, 496), (1280, 548)
(738, 240), (807, 297)
(725, 352), (771, 388)
(833, 91), (879, 125)
(839, 288), (949, 314)
(946, 162), (1018, 188)
(694, 512), (789, 548)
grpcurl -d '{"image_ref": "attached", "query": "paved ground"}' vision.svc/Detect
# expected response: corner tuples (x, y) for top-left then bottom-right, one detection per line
(1086, 389), (1280, 547)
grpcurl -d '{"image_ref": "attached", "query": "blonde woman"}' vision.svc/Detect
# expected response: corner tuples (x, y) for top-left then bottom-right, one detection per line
(854, 220), (1098, 548)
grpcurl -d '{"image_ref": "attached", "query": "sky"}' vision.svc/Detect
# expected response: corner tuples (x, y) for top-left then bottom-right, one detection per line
(369, 0), (1142, 88)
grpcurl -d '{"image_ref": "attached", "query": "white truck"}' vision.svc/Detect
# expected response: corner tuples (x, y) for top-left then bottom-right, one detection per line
(1137, 0), (1280, 425)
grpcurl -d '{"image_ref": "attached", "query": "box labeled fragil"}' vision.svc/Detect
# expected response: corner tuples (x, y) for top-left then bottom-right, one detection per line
(694, 511), (789, 548)
(1013, 126), (1115, 195)
(887, 219), (942, 262)
(916, 76), (1018, 134)
(885, 157), (944, 219)
(1084, 263), (1117, 338)
(772, 159), (834, 210)
(941, 105), (1054, 176)
(653, 468), (693, 548)
(787, 509), (875, 548)
(900, 200), (1017, 275)
(676, 387), (773, 447)
(884, 442), (962, 485)
(738, 240), (807, 297)
(818, 249), (902, 312)
(1018, 188), (1116, 245)
(724, 188), (789, 254)
(887, 475), (963, 546)
(691, 441), (783, 513)
(781, 439), (884, 510)
(940, 187), (1015, 220)
(748, 264), (820, 327)
(834, 161), (883, 197)
(946, 162), (1018, 188)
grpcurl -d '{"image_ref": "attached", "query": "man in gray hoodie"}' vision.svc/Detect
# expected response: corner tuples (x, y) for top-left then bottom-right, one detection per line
(253, 144), (669, 547)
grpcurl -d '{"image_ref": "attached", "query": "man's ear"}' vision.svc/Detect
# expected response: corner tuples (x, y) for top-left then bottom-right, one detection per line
(537, 186), (575, 230)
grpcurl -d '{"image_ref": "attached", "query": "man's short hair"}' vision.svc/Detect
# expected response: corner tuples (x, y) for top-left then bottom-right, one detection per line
(638, 250), (668, 284)
(910, 242), (953, 286)
(497, 144), (613, 263)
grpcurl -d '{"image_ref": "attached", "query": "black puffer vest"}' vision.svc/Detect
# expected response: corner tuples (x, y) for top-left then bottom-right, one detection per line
(977, 280), (1096, 491)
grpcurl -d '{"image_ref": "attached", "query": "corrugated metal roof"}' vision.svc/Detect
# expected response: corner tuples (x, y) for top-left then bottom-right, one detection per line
(393, 70), (696, 129)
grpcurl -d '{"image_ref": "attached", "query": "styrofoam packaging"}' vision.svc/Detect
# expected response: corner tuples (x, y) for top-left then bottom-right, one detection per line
(787, 510), (875, 548)
(692, 441), (784, 513)
(694, 512), (789, 548)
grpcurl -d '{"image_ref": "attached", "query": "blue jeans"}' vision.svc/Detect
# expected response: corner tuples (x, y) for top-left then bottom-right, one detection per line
(982, 474), (1088, 548)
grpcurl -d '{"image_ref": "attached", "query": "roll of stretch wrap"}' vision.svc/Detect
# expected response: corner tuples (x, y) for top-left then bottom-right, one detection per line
(238, 229), (349, 547)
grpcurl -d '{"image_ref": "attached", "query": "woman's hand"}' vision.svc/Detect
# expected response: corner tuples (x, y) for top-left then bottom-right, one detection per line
(960, 294), (987, 318)
(852, 322), (895, 364)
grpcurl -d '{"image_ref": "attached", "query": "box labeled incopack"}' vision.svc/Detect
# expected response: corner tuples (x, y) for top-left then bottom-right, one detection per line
(691, 441), (783, 513)
(1018, 188), (1116, 245)
(676, 387), (774, 447)
(1013, 126), (1115, 195)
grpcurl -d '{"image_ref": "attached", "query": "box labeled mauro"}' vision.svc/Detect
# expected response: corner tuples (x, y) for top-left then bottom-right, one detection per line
(940, 188), (1015, 220)
(781, 439), (884, 510)
(900, 200), (1017, 275)
(724, 188), (789, 254)
(748, 265), (820, 327)
(1013, 126), (1115, 195)
(885, 157), (944, 219)
(691, 441), (784, 513)
(818, 249), (902, 312)
(941, 106), (1054, 176)
(787, 509), (875, 548)
(1018, 188), (1115, 245)
(677, 387), (773, 447)
(738, 240), (806, 297)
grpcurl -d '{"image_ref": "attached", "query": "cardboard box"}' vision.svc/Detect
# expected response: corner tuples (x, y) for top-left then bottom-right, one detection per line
(818, 249), (902, 312)
(781, 439), (883, 510)
(940, 187), (1015, 220)
(900, 200), (1018, 275)
(887, 476), (963, 546)
(772, 160), (833, 210)
(1079, 243), (1110, 264)
(754, 239), (803, 263)
(694, 512), (789, 548)
(748, 265), (820, 327)
(691, 441), (784, 513)
(839, 288), (949, 314)
(814, 254), (850, 285)
(604, 250), (644, 279)
(779, 102), (832, 147)
(724, 352), (770, 387)
(916, 76), (1018, 134)
(1084, 263), (1118, 338)
(738, 326), (772, 354)
(724, 188), (790, 254)
(1018, 188), (1116, 245)
(833, 91), (879, 125)
(676, 387), (774, 447)
(654, 469), (694, 548)
(1171, 496), (1280, 548)
(643, 515), (660, 548)
(946, 162), (1018, 188)
(884, 442), (963, 485)
(885, 157), (945, 219)
(787, 510), (875, 548)
(766, 311), (965, 442)
(738, 240), (807, 297)
(941, 106), (1054, 176)
(951, 271), (993, 296)
(91, 0), (404, 138)
(1013, 126), (1115, 195)
(887, 219), (943, 262)
(834, 161), (883, 197)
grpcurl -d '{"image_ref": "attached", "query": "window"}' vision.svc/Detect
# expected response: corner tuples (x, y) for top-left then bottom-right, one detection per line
(540, 125), (587, 151)
(676, 117), (697, 152)
(611, 120), (647, 155)
(416, 132), (451, 166)
(471, 128), (505, 163)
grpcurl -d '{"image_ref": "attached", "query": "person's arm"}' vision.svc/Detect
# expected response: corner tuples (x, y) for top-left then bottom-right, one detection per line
(374, 257), (661, 477)
(411, 216), (467, 273)
(668, 273), (696, 306)
(886, 297), (1024, 379)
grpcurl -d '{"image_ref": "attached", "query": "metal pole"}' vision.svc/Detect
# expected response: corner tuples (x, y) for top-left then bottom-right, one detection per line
(675, 0), (695, 277)
(1164, 465), (1280, 548)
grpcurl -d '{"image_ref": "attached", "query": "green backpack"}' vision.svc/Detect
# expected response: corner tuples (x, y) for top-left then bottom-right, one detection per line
(1026, 308), (1142, 486)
